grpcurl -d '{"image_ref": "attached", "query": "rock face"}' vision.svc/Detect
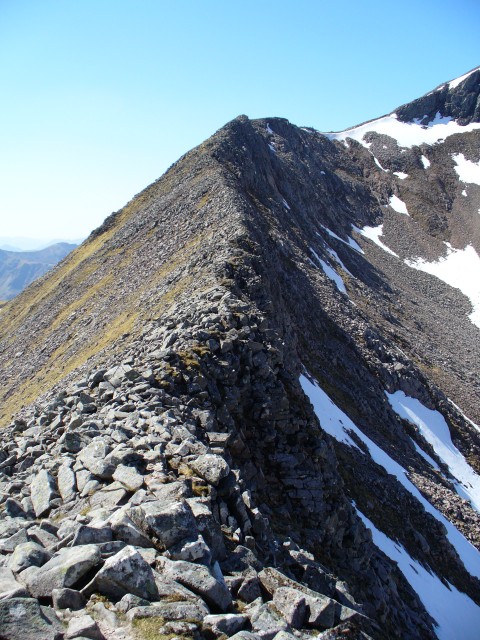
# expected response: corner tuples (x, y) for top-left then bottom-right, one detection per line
(0, 69), (479, 639)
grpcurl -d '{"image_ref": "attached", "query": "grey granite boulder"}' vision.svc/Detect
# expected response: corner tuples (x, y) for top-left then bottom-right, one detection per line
(0, 568), (29, 599)
(203, 613), (248, 636)
(30, 470), (58, 517)
(8, 541), (52, 574)
(128, 498), (198, 549)
(23, 544), (101, 598)
(0, 598), (63, 640)
(272, 587), (306, 629)
(189, 453), (230, 486)
(159, 557), (232, 611)
(112, 464), (144, 491)
(66, 613), (104, 639)
(58, 462), (77, 502)
(78, 439), (115, 479)
(84, 545), (158, 601)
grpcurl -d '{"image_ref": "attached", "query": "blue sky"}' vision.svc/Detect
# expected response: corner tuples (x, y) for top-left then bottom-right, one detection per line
(1, 0), (479, 242)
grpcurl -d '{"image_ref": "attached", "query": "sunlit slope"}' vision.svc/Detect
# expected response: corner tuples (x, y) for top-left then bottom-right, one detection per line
(0, 136), (235, 425)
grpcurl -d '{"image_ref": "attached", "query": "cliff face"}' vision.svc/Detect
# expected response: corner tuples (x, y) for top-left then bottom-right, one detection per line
(0, 70), (479, 640)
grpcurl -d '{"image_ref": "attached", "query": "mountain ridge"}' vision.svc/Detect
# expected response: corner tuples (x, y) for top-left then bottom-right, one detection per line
(0, 69), (479, 639)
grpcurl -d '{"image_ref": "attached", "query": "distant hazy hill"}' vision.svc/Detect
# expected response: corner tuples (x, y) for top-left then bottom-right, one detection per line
(0, 242), (77, 300)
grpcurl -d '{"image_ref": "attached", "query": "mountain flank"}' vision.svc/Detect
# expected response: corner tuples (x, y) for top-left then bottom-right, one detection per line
(0, 69), (479, 640)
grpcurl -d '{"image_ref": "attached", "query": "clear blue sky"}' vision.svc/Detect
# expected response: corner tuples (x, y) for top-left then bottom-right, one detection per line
(1, 0), (479, 242)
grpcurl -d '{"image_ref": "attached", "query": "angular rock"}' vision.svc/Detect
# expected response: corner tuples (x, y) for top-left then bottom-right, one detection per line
(30, 470), (58, 517)
(249, 602), (291, 640)
(237, 569), (262, 603)
(0, 598), (63, 640)
(78, 439), (115, 479)
(204, 613), (248, 636)
(126, 599), (209, 622)
(307, 594), (336, 629)
(71, 525), (113, 546)
(23, 544), (101, 598)
(0, 567), (29, 599)
(8, 542), (52, 574)
(89, 482), (127, 508)
(128, 498), (198, 550)
(272, 587), (307, 629)
(66, 613), (104, 640)
(52, 587), (86, 611)
(0, 528), (28, 553)
(84, 545), (158, 601)
(189, 453), (230, 486)
(109, 507), (153, 548)
(112, 464), (144, 491)
(58, 462), (77, 502)
(159, 557), (232, 611)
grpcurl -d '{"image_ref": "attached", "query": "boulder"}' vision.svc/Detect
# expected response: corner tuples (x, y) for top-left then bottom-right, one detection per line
(30, 470), (58, 518)
(203, 613), (248, 636)
(0, 568), (29, 599)
(23, 544), (101, 598)
(126, 599), (209, 622)
(78, 439), (115, 479)
(58, 462), (77, 502)
(159, 557), (232, 611)
(8, 542), (52, 574)
(272, 587), (307, 629)
(112, 464), (144, 491)
(189, 454), (230, 486)
(66, 613), (104, 639)
(0, 598), (63, 640)
(128, 498), (197, 549)
(84, 545), (158, 601)
(51, 587), (86, 611)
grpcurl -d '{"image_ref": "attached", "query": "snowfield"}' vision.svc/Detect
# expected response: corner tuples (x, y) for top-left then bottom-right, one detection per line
(387, 390), (480, 512)
(355, 507), (480, 640)
(405, 243), (480, 329)
(300, 374), (480, 580)
(324, 112), (480, 149)
(453, 153), (480, 185)
(351, 224), (398, 257)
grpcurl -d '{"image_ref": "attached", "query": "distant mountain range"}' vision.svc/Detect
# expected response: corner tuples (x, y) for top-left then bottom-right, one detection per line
(0, 242), (77, 300)
(0, 236), (84, 252)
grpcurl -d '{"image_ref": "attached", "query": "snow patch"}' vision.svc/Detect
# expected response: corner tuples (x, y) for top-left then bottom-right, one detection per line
(374, 157), (388, 172)
(268, 143), (276, 154)
(421, 155), (431, 169)
(318, 225), (363, 253)
(462, 189), (467, 197)
(387, 391), (480, 511)
(352, 224), (398, 257)
(453, 153), (480, 185)
(326, 246), (353, 277)
(389, 194), (409, 215)
(266, 123), (274, 134)
(310, 248), (347, 294)
(355, 507), (480, 640)
(449, 67), (479, 90)
(299, 375), (360, 449)
(300, 373), (480, 579)
(405, 243), (480, 328)
(394, 171), (408, 180)
(324, 112), (480, 149)
(282, 198), (291, 210)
